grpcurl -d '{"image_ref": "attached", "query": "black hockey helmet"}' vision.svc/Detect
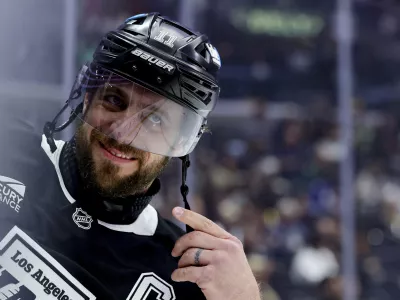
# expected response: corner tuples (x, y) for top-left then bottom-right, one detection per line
(94, 12), (221, 118)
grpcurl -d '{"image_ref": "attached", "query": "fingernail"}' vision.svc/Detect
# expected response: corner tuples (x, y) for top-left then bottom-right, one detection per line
(171, 270), (177, 281)
(173, 207), (184, 217)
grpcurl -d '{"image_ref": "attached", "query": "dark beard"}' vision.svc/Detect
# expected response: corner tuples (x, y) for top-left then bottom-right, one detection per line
(75, 125), (170, 198)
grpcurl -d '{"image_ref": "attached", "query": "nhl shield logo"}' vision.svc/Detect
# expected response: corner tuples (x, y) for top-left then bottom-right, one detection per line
(72, 208), (93, 230)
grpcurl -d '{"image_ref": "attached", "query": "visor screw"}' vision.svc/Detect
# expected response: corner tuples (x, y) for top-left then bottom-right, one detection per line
(157, 77), (163, 84)
(132, 65), (138, 72)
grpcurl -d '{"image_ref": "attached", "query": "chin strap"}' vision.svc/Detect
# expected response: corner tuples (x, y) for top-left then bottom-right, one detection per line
(180, 155), (194, 233)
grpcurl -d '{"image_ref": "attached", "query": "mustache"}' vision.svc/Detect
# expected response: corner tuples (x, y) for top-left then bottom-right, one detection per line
(90, 129), (148, 161)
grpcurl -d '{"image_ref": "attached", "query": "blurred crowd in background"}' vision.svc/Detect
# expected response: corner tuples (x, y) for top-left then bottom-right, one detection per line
(191, 98), (400, 300)
(1, 0), (400, 299)
(155, 95), (400, 299)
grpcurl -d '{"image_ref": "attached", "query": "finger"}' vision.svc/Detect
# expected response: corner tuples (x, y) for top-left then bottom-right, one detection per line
(173, 207), (230, 238)
(2, 290), (12, 298)
(171, 265), (215, 286)
(178, 248), (213, 268)
(172, 231), (224, 257)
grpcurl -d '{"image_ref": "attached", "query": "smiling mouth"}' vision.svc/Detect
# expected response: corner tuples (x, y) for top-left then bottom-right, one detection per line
(98, 141), (137, 161)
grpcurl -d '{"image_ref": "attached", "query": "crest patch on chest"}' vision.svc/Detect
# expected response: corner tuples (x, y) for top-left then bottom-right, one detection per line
(72, 208), (93, 230)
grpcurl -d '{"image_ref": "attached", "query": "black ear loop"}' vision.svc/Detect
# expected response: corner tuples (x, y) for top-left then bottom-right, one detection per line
(44, 68), (108, 153)
(179, 123), (210, 233)
(44, 89), (83, 153)
(179, 155), (193, 232)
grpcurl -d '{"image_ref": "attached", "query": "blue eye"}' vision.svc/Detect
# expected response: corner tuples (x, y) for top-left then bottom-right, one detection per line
(148, 113), (161, 125)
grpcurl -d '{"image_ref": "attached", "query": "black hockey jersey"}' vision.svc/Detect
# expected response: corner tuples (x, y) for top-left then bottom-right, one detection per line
(0, 99), (206, 299)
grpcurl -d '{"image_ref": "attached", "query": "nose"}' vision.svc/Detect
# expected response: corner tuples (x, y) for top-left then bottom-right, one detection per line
(106, 112), (145, 144)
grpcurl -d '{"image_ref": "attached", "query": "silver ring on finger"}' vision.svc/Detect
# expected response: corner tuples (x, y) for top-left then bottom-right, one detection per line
(194, 248), (203, 266)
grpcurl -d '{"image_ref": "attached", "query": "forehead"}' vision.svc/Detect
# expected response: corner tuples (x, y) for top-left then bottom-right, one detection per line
(95, 80), (185, 115)
(111, 81), (165, 103)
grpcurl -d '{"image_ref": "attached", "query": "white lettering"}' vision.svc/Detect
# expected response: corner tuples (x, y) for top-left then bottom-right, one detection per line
(154, 30), (168, 43)
(2, 185), (10, 196)
(0, 176), (25, 213)
(75, 216), (91, 223)
(156, 61), (166, 67)
(9, 190), (16, 201)
(148, 57), (159, 64)
(131, 49), (175, 73)
(0, 193), (21, 213)
(164, 65), (174, 73)
(140, 53), (150, 60)
(0, 193), (9, 204)
(154, 30), (177, 48)
(132, 49), (143, 56)
(16, 194), (23, 204)
(164, 35), (177, 48)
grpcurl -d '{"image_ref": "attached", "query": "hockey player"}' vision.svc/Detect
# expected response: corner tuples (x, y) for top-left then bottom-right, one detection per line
(0, 13), (261, 300)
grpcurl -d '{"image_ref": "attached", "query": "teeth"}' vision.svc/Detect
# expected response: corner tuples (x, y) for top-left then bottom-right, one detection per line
(109, 149), (131, 160)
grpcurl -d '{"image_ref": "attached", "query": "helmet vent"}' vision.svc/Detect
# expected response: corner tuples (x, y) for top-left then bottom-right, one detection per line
(181, 78), (210, 104)
(195, 44), (208, 60)
(122, 28), (144, 36)
(125, 16), (147, 26)
(101, 34), (132, 55)
(181, 70), (214, 90)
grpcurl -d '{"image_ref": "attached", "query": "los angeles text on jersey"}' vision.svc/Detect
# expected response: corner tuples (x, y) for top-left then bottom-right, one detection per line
(11, 250), (74, 299)
(0, 175), (25, 213)
(0, 226), (95, 300)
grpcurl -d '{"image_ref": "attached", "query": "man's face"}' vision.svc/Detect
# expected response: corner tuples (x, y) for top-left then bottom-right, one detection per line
(75, 123), (170, 198)
(74, 83), (172, 198)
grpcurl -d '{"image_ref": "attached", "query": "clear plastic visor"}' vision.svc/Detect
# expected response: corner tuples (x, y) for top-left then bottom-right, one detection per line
(68, 64), (204, 157)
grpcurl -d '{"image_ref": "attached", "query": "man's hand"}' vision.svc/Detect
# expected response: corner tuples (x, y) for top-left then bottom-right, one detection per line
(171, 207), (261, 300)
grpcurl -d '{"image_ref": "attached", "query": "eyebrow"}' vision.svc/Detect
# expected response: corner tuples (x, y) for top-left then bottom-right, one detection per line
(105, 84), (130, 100)
(104, 85), (152, 109)
(105, 84), (173, 121)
